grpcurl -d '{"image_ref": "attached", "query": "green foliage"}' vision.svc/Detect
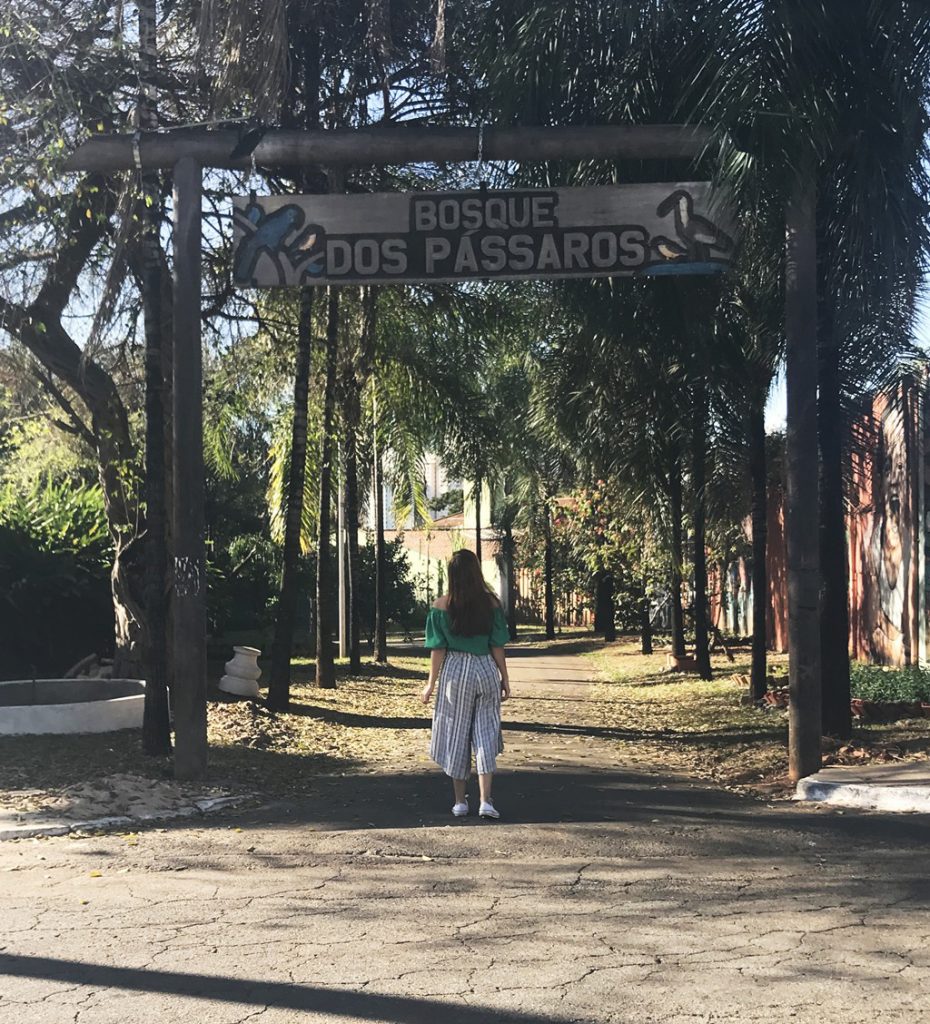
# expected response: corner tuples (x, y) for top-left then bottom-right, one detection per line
(429, 488), (464, 517)
(0, 479), (112, 677)
(0, 478), (109, 561)
(357, 537), (419, 639)
(208, 533), (283, 636)
(849, 664), (930, 704)
(554, 481), (668, 629)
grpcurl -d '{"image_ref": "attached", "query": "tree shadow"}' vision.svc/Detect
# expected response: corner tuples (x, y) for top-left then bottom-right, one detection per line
(284, 701), (785, 748)
(144, 762), (930, 869)
(0, 953), (582, 1024)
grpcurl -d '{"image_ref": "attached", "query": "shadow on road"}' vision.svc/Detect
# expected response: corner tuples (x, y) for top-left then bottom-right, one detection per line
(0, 953), (578, 1024)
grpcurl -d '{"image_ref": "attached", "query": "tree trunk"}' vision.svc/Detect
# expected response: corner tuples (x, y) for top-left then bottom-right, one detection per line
(543, 503), (556, 640)
(785, 163), (822, 781)
(268, 290), (315, 710)
(344, 426), (362, 672)
(639, 573), (653, 654)
(373, 392), (388, 663)
(669, 459), (686, 657)
(474, 475), (482, 565)
(138, 0), (171, 756)
(593, 571), (607, 633)
(692, 377), (712, 680)
(749, 390), (769, 702)
(316, 288), (340, 689)
(504, 522), (518, 641)
(604, 573), (617, 642)
(140, 205), (171, 754)
(818, 266), (851, 738)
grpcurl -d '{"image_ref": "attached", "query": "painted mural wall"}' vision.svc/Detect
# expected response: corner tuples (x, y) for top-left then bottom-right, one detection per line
(847, 383), (923, 666)
(752, 377), (925, 666)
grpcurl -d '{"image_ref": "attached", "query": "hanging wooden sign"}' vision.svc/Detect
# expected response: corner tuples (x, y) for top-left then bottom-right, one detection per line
(232, 182), (734, 287)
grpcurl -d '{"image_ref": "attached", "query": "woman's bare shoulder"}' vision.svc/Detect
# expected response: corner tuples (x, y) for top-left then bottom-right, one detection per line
(433, 596), (450, 610)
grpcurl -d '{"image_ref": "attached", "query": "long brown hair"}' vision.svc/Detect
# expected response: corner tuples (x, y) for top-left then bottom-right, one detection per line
(447, 549), (498, 636)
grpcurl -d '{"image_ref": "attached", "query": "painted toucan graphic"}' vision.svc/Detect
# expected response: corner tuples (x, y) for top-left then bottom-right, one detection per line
(652, 189), (734, 263)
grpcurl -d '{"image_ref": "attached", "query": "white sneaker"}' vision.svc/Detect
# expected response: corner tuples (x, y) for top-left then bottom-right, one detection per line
(452, 801), (469, 817)
(478, 801), (500, 819)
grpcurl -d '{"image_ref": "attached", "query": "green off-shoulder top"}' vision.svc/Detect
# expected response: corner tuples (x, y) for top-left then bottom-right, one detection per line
(425, 604), (510, 655)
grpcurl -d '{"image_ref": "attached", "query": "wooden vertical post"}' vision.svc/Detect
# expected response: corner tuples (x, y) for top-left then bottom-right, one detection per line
(171, 156), (207, 780)
(785, 161), (822, 781)
(337, 446), (348, 660)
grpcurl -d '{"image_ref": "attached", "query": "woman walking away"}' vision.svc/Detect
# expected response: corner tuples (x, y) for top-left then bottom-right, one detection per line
(421, 549), (511, 819)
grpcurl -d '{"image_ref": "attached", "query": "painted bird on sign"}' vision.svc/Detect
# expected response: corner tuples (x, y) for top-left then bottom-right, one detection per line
(654, 189), (733, 263)
(233, 202), (326, 285)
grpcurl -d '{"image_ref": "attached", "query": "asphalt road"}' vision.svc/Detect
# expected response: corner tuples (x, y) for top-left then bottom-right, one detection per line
(1, 648), (928, 1024)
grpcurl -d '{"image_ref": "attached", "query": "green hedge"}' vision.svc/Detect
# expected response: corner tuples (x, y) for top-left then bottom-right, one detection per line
(0, 480), (113, 677)
(849, 663), (930, 703)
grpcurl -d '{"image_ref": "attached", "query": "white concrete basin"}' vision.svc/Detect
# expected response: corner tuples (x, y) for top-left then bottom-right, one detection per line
(0, 679), (145, 735)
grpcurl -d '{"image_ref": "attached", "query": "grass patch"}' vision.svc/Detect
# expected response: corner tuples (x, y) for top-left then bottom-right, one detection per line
(586, 640), (930, 794)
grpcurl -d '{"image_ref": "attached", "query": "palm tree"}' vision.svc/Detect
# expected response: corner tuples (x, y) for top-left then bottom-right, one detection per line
(268, 290), (316, 708)
(716, 225), (784, 701)
(316, 288), (341, 689)
(691, 0), (930, 767)
(137, 0), (172, 754)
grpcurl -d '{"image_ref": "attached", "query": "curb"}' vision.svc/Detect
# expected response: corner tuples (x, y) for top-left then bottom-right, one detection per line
(0, 794), (252, 841)
(795, 777), (930, 814)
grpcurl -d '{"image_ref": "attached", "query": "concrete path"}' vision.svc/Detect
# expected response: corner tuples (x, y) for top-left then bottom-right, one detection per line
(2, 646), (929, 1024)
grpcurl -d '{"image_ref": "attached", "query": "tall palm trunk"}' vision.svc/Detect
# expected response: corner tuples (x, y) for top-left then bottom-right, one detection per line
(749, 389), (768, 701)
(372, 391), (388, 663)
(692, 376), (712, 679)
(594, 577), (618, 638)
(639, 571), (653, 654)
(316, 288), (340, 689)
(344, 431), (362, 672)
(543, 502), (555, 640)
(503, 521), (518, 641)
(268, 18), (322, 708)
(669, 459), (686, 657)
(474, 474), (482, 565)
(138, 0), (171, 754)
(268, 290), (315, 709)
(817, 271), (851, 738)
(785, 163), (822, 781)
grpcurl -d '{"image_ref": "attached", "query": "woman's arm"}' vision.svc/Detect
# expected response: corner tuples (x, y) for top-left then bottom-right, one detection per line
(490, 646), (510, 700)
(421, 648), (446, 704)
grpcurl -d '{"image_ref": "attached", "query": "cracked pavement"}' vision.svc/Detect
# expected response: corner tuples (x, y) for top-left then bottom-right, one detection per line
(1, 647), (929, 1023)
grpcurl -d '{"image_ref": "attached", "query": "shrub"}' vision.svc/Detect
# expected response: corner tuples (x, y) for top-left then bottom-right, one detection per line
(849, 663), (930, 703)
(0, 480), (113, 677)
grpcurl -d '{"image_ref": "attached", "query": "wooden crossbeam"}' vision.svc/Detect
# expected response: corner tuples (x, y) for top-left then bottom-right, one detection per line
(65, 124), (716, 172)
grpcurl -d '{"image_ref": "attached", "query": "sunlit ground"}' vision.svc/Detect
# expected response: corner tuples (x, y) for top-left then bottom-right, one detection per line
(2, 635), (929, 808)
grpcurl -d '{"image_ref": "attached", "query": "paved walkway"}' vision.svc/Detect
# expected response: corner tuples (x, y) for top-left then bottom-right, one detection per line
(2, 647), (930, 1024)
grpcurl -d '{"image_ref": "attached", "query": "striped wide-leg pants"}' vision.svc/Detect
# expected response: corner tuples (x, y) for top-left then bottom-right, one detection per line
(430, 651), (504, 778)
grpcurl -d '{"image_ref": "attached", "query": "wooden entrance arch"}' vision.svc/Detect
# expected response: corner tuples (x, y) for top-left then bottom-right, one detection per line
(66, 124), (819, 781)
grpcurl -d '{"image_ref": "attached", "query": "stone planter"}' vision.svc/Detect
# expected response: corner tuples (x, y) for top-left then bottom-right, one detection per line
(219, 646), (262, 698)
